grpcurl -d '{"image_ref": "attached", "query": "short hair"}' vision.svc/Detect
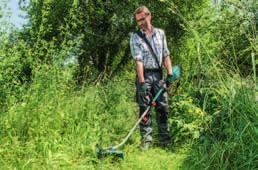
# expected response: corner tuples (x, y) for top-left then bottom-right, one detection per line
(133, 6), (151, 19)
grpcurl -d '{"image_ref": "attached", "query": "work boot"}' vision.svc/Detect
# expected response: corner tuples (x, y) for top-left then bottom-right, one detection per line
(159, 139), (171, 148)
(141, 141), (152, 151)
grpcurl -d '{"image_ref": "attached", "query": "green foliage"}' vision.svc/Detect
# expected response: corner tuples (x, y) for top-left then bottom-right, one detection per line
(176, 0), (256, 79)
(0, 34), (31, 111)
(23, 0), (208, 81)
(0, 65), (136, 168)
(169, 95), (212, 143)
(182, 74), (257, 170)
(0, 0), (257, 169)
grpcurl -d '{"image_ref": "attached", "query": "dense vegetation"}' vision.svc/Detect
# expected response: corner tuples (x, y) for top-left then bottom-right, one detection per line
(0, 0), (257, 169)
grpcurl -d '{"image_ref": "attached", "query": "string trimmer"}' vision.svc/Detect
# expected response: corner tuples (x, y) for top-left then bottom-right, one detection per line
(96, 65), (181, 159)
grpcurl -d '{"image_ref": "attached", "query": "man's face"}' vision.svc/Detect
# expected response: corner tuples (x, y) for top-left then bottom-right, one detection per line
(135, 11), (151, 30)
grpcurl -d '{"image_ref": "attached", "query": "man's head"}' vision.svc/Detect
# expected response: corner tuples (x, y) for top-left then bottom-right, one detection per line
(134, 6), (152, 30)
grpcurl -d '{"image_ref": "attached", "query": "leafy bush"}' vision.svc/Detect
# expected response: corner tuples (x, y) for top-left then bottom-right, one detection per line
(169, 94), (212, 143)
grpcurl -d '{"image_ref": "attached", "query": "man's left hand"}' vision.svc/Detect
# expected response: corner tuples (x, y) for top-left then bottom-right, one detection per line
(165, 74), (173, 87)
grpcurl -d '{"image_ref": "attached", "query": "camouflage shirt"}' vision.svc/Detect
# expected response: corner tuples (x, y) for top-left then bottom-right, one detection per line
(130, 27), (170, 69)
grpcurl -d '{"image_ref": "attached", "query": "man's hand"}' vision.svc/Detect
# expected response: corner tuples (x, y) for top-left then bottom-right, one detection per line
(165, 74), (174, 87)
(139, 82), (148, 97)
(165, 65), (181, 87)
(139, 82), (152, 105)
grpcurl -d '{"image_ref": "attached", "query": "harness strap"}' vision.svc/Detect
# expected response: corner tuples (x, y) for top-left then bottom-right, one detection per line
(134, 30), (162, 70)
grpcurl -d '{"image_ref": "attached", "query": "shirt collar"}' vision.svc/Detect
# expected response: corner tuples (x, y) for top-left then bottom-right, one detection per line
(140, 26), (157, 37)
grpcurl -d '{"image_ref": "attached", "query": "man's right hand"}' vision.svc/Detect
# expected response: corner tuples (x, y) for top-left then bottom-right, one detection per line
(139, 82), (152, 105)
(139, 82), (148, 97)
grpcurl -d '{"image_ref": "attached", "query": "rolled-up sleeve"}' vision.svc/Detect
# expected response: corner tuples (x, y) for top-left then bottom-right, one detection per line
(162, 31), (170, 59)
(130, 33), (143, 62)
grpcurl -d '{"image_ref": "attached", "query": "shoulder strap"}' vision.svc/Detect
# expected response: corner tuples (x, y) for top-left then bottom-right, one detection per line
(135, 30), (162, 70)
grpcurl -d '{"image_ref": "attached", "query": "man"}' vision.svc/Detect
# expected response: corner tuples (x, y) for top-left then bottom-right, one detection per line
(130, 6), (174, 149)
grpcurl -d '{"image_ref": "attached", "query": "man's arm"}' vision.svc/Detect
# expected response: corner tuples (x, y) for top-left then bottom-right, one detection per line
(130, 33), (145, 82)
(164, 55), (172, 75)
(136, 61), (145, 83)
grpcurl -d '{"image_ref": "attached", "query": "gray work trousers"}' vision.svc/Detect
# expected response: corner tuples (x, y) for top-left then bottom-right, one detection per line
(136, 71), (171, 144)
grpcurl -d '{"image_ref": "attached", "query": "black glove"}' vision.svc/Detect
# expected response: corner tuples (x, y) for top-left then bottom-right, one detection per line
(139, 82), (148, 97)
(139, 82), (152, 105)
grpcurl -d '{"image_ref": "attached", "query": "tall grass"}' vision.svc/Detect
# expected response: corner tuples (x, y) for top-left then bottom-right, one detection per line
(181, 74), (257, 170)
(0, 65), (138, 169)
(0, 1), (256, 169)
(163, 1), (257, 169)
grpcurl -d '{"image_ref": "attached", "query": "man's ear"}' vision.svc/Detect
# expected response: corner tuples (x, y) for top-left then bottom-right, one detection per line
(147, 15), (152, 22)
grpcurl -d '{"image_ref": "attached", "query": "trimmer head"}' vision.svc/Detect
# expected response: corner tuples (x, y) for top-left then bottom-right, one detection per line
(96, 146), (124, 159)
